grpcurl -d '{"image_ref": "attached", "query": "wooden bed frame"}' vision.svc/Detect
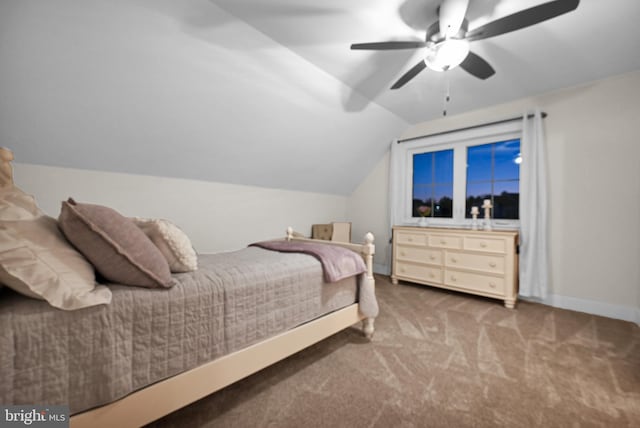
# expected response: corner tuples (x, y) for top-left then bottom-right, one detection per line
(0, 147), (376, 428)
(73, 235), (375, 428)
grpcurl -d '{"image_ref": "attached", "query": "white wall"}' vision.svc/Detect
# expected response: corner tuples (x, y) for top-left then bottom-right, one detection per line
(0, 0), (407, 196)
(14, 163), (347, 254)
(347, 152), (391, 271)
(347, 152), (391, 274)
(347, 70), (640, 323)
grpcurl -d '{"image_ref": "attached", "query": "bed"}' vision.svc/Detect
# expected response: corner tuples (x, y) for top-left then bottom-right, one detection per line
(0, 147), (377, 427)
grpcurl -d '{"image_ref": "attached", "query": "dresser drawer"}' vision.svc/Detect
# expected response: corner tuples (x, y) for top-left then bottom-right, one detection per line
(395, 231), (427, 246)
(463, 236), (507, 254)
(444, 270), (504, 295)
(396, 246), (442, 265)
(444, 251), (505, 274)
(428, 234), (462, 249)
(395, 262), (442, 284)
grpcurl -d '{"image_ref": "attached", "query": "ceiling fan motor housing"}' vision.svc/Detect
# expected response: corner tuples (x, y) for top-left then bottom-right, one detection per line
(426, 19), (468, 43)
(424, 20), (470, 72)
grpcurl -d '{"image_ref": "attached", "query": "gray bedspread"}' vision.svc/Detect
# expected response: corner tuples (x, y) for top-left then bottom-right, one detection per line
(0, 247), (368, 414)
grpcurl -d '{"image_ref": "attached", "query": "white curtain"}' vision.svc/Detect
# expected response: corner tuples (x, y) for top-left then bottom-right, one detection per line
(389, 140), (405, 230)
(519, 109), (549, 298)
(386, 140), (405, 275)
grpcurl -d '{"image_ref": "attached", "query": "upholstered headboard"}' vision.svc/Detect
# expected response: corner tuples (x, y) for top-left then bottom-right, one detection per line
(0, 147), (14, 188)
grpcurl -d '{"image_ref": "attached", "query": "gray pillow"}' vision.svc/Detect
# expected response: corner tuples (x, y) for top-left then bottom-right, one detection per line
(58, 198), (174, 288)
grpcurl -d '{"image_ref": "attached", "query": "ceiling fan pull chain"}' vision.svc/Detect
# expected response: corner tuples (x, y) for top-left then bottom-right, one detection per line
(443, 75), (451, 116)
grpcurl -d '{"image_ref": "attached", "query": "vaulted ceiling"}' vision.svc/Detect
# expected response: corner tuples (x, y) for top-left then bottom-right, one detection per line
(212, 0), (640, 123)
(1, 0), (639, 195)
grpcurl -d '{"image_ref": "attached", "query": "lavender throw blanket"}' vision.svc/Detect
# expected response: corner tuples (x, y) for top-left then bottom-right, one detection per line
(250, 240), (367, 283)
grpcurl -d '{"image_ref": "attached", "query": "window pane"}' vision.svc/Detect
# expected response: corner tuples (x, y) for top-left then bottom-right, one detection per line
(467, 144), (492, 181)
(412, 149), (453, 218)
(413, 198), (433, 218)
(494, 180), (519, 195)
(413, 152), (433, 184)
(412, 185), (431, 203)
(434, 150), (454, 183)
(433, 184), (453, 217)
(494, 181), (519, 219)
(466, 139), (520, 219)
(465, 182), (491, 217)
(494, 139), (520, 181)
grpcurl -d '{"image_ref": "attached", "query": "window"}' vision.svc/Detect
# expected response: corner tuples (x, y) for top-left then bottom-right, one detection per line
(412, 149), (453, 218)
(394, 120), (522, 227)
(465, 139), (520, 219)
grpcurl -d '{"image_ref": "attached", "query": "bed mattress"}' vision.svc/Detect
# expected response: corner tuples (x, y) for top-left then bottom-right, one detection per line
(0, 247), (358, 414)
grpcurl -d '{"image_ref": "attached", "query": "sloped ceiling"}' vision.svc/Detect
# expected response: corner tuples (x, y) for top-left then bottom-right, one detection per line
(0, 0), (407, 195)
(212, 0), (640, 123)
(2, 0), (639, 195)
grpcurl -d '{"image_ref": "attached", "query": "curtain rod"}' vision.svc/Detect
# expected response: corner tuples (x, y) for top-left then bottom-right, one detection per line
(397, 112), (547, 144)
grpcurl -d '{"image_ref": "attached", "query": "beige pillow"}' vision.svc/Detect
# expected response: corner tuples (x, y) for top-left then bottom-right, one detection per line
(0, 188), (111, 310)
(58, 199), (174, 288)
(0, 188), (41, 220)
(132, 218), (198, 273)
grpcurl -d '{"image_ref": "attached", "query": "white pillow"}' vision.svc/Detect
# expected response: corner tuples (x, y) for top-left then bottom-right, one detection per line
(0, 187), (112, 309)
(131, 218), (198, 273)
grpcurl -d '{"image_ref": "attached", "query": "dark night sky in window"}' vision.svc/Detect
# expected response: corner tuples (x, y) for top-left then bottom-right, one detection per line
(413, 139), (521, 203)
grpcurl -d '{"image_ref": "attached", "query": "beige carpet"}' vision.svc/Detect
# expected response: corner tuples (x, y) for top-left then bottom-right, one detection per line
(150, 275), (640, 427)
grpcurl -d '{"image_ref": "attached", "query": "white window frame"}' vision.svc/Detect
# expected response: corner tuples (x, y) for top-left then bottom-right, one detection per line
(397, 120), (523, 229)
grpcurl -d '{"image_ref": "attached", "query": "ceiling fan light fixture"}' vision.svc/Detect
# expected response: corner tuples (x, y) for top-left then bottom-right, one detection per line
(424, 38), (470, 72)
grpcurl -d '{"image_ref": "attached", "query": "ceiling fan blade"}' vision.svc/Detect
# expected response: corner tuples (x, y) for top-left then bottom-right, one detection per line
(391, 60), (427, 89)
(459, 51), (495, 79)
(465, 0), (579, 42)
(439, 0), (469, 38)
(350, 41), (427, 50)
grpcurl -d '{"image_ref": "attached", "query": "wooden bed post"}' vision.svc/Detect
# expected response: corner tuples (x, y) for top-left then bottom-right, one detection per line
(362, 232), (375, 339)
(0, 147), (14, 188)
(285, 227), (377, 339)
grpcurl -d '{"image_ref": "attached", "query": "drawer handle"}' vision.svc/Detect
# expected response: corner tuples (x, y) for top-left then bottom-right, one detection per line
(400, 267), (406, 273)
(408, 237), (413, 242)
(451, 275), (457, 282)
(451, 257), (457, 263)
(480, 242), (487, 248)
(440, 239), (447, 245)
(429, 272), (435, 278)
(489, 282), (496, 288)
(429, 254), (436, 260)
(489, 261), (497, 268)
(401, 251), (406, 256)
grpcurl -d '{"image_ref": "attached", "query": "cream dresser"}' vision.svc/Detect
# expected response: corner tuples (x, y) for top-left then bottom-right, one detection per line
(391, 226), (519, 308)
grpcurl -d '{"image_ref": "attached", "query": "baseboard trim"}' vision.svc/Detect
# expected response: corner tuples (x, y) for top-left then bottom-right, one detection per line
(374, 265), (638, 325)
(520, 293), (639, 325)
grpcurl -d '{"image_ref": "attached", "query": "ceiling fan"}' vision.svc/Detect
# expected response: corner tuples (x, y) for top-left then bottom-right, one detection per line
(350, 0), (580, 89)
